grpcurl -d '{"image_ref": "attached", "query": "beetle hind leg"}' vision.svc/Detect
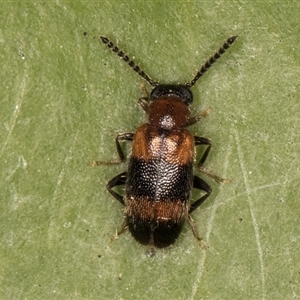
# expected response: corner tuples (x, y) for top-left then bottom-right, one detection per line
(187, 175), (212, 248)
(106, 171), (127, 205)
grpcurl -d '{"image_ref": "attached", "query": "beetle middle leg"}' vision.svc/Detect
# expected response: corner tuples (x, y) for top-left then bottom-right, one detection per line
(194, 136), (228, 183)
(106, 171), (129, 240)
(92, 132), (134, 165)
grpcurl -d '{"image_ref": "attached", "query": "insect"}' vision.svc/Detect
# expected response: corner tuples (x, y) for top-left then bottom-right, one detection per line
(99, 35), (237, 256)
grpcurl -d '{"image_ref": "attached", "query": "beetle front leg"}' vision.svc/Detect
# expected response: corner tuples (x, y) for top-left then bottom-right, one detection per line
(115, 133), (134, 162)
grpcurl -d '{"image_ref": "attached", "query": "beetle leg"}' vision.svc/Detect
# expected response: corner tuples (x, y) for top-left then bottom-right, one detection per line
(194, 136), (228, 183)
(187, 215), (207, 249)
(186, 107), (211, 127)
(106, 171), (127, 205)
(117, 220), (128, 234)
(115, 133), (134, 162)
(92, 132), (134, 165)
(138, 97), (150, 113)
(187, 175), (212, 248)
(189, 175), (212, 214)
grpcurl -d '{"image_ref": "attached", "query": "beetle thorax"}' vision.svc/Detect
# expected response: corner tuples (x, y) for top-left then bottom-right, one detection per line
(148, 98), (190, 130)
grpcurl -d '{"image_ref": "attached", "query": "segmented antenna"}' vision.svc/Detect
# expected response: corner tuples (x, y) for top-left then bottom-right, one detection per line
(185, 36), (238, 88)
(100, 36), (159, 86)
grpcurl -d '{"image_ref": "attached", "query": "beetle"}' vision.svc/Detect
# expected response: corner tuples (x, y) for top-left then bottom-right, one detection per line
(99, 35), (237, 256)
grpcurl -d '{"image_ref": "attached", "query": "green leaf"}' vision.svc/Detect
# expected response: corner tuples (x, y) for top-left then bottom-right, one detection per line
(1, 1), (300, 299)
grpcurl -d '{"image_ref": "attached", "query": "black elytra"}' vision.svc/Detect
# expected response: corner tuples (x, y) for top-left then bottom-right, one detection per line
(99, 35), (237, 256)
